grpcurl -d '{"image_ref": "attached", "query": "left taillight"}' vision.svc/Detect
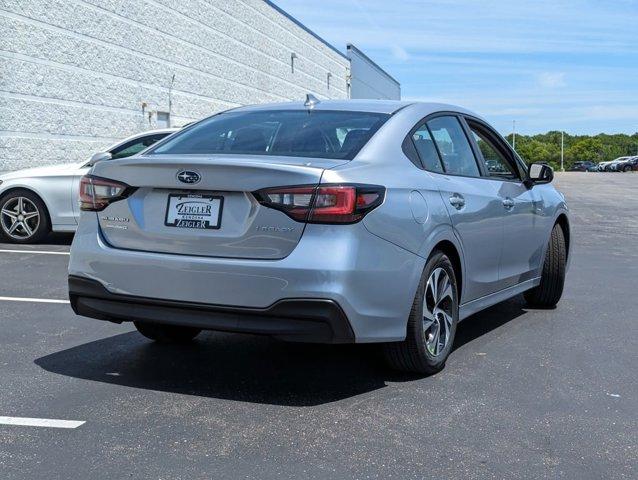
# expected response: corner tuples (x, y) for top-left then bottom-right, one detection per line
(255, 184), (385, 224)
(79, 175), (134, 211)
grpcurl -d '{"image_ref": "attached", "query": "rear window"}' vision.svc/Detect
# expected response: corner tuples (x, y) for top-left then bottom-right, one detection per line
(150, 110), (390, 160)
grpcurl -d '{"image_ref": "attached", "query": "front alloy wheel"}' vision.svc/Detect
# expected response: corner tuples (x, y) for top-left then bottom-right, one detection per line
(0, 191), (49, 243)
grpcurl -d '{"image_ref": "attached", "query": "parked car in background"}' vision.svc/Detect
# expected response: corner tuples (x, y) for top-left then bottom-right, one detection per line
(597, 158), (623, 171)
(611, 156), (638, 172)
(599, 157), (630, 171)
(569, 161), (597, 172)
(68, 100), (570, 374)
(0, 128), (178, 243)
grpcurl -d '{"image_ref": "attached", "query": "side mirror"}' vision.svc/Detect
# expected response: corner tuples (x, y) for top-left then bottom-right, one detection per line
(527, 163), (554, 185)
(88, 151), (112, 166)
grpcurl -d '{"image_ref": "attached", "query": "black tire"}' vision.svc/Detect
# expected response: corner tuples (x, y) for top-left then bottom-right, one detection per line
(623, 166), (632, 172)
(383, 251), (459, 374)
(134, 321), (201, 343)
(524, 224), (566, 308)
(0, 189), (50, 244)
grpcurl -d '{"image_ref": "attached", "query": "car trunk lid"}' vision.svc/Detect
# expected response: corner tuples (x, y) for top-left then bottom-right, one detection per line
(91, 154), (347, 259)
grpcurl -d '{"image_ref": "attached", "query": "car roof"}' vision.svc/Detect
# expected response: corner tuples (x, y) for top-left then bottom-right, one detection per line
(123, 128), (179, 140)
(228, 99), (413, 115)
(228, 99), (483, 121)
(106, 128), (180, 152)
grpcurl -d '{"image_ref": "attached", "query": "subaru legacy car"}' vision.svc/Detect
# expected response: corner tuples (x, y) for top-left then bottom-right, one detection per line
(0, 129), (178, 243)
(68, 100), (570, 373)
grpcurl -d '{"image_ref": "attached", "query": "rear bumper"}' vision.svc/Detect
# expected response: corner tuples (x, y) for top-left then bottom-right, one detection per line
(69, 213), (425, 342)
(69, 275), (355, 343)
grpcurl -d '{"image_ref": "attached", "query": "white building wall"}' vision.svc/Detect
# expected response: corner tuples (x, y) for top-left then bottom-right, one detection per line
(0, 0), (350, 170)
(347, 44), (400, 101)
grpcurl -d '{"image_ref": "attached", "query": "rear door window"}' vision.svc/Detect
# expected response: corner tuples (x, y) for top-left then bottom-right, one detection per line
(426, 116), (480, 177)
(411, 124), (444, 173)
(150, 110), (390, 160)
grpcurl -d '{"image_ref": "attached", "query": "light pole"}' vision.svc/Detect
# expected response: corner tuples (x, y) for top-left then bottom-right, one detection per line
(561, 131), (564, 172)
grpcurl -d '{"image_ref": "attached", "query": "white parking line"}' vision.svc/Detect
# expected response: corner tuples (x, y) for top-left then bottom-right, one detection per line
(0, 416), (85, 429)
(0, 249), (69, 255)
(0, 296), (69, 304)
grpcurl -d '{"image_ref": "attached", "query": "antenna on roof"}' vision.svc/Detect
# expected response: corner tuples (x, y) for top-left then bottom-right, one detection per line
(304, 93), (320, 109)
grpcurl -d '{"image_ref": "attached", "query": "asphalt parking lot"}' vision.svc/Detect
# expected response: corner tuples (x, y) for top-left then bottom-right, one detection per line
(0, 173), (636, 479)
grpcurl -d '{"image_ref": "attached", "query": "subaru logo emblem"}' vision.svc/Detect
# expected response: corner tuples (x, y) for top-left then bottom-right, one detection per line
(177, 170), (201, 184)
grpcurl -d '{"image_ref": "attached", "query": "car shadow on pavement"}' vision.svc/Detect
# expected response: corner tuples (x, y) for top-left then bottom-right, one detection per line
(453, 296), (529, 351)
(44, 232), (74, 245)
(35, 297), (528, 407)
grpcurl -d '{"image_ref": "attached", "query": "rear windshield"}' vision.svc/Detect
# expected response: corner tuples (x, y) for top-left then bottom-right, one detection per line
(150, 110), (390, 160)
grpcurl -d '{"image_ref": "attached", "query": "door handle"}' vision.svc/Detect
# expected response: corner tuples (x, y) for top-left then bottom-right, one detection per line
(449, 194), (465, 209)
(502, 198), (514, 209)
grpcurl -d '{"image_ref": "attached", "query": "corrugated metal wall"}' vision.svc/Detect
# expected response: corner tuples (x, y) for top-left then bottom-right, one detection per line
(0, 0), (350, 170)
(347, 44), (400, 101)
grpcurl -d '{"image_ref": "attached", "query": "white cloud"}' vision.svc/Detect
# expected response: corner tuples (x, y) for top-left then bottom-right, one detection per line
(537, 72), (567, 88)
(273, 0), (638, 134)
(285, 0), (637, 55)
(390, 45), (410, 61)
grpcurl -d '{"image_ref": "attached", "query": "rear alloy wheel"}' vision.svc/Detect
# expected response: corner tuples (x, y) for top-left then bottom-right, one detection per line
(134, 322), (201, 344)
(624, 165), (632, 172)
(524, 224), (566, 308)
(0, 190), (50, 244)
(383, 251), (459, 374)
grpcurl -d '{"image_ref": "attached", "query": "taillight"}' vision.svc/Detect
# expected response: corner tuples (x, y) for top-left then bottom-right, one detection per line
(79, 175), (134, 211)
(255, 184), (384, 224)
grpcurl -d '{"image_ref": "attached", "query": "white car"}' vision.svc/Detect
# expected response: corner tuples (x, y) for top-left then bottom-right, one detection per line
(608, 157), (633, 171)
(598, 157), (629, 171)
(0, 129), (178, 243)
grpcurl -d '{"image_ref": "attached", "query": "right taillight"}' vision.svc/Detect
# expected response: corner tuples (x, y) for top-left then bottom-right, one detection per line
(79, 175), (134, 211)
(255, 184), (385, 224)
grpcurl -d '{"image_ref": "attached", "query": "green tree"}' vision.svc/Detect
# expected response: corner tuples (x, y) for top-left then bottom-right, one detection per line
(509, 131), (638, 168)
(566, 138), (604, 165)
(516, 138), (560, 169)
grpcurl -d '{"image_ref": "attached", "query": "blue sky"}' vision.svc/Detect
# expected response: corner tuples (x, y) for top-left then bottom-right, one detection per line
(273, 0), (638, 135)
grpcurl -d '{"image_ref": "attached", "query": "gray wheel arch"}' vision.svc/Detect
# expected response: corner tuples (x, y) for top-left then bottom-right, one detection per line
(554, 211), (571, 263)
(418, 226), (465, 304)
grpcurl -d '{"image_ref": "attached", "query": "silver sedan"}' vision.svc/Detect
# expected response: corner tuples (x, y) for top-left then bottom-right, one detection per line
(68, 100), (570, 373)
(0, 128), (177, 243)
